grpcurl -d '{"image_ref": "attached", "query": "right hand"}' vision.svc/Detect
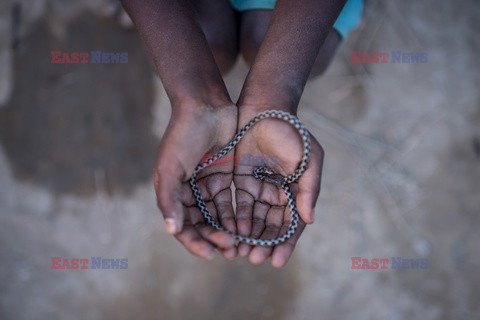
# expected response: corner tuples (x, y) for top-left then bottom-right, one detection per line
(154, 102), (239, 260)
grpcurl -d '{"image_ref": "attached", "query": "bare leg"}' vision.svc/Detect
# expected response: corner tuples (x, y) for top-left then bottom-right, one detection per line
(309, 29), (342, 77)
(239, 10), (271, 67)
(193, 0), (239, 75)
(239, 10), (342, 78)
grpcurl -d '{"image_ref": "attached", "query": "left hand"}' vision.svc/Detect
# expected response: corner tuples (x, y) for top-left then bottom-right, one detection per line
(233, 106), (325, 268)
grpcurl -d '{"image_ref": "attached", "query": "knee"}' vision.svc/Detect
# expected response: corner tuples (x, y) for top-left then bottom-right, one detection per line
(204, 32), (238, 75)
(240, 28), (264, 67)
(240, 10), (272, 67)
(309, 29), (342, 78)
(193, 0), (238, 75)
(210, 44), (237, 75)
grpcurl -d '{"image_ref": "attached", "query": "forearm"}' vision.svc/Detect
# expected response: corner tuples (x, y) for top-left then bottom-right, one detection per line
(121, 0), (231, 108)
(238, 0), (346, 113)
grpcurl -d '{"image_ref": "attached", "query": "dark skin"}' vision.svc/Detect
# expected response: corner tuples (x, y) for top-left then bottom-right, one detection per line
(121, 0), (346, 267)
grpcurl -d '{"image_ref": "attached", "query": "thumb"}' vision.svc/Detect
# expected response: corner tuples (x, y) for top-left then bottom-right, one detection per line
(154, 155), (185, 235)
(295, 141), (324, 224)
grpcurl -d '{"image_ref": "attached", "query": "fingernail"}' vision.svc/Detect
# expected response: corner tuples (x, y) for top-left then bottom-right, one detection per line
(207, 249), (217, 261)
(165, 218), (177, 234)
(271, 255), (285, 268)
(223, 247), (237, 261)
(238, 245), (250, 256)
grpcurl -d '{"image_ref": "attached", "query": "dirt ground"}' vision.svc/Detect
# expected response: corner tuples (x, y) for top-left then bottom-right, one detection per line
(1, 0), (479, 319)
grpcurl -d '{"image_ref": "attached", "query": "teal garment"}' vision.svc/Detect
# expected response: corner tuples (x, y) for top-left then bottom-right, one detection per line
(229, 0), (276, 11)
(229, 0), (363, 38)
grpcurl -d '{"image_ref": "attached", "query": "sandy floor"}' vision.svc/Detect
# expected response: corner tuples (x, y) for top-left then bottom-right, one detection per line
(1, 1), (479, 319)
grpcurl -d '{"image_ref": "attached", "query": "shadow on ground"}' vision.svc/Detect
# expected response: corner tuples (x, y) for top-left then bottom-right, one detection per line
(0, 11), (156, 195)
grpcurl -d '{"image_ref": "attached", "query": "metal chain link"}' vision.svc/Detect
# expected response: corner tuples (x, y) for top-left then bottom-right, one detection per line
(189, 110), (311, 246)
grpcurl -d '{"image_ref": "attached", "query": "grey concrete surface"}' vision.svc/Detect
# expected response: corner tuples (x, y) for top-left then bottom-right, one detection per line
(0, 0), (479, 319)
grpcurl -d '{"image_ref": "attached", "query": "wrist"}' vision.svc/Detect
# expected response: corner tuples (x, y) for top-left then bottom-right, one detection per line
(169, 99), (238, 151)
(238, 100), (298, 116)
(237, 93), (299, 117)
(237, 82), (302, 116)
(170, 98), (237, 132)
(169, 85), (234, 113)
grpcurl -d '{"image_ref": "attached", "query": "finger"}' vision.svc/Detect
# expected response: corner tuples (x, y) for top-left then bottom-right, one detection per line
(195, 162), (235, 233)
(189, 202), (234, 249)
(235, 187), (254, 238)
(220, 247), (237, 261)
(213, 187), (239, 260)
(243, 181), (281, 259)
(174, 224), (217, 260)
(194, 153), (234, 203)
(238, 200), (269, 257)
(237, 241), (251, 257)
(248, 206), (284, 265)
(154, 155), (185, 235)
(194, 225), (235, 249)
(249, 200), (270, 237)
(172, 209), (217, 260)
(295, 140), (324, 224)
(271, 218), (306, 268)
(213, 186), (236, 234)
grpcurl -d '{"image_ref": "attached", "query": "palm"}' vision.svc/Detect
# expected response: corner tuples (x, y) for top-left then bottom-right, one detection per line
(155, 106), (324, 266)
(154, 105), (239, 260)
(232, 117), (320, 267)
(182, 148), (237, 259)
